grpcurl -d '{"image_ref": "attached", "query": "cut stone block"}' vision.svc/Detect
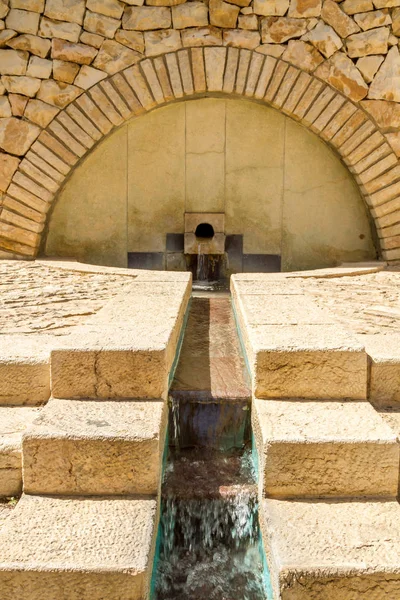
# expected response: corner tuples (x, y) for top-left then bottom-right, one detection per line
(0, 494), (157, 600)
(50, 328), (169, 400)
(0, 335), (52, 405)
(231, 276), (367, 399)
(51, 278), (191, 399)
(23, 397), (167, 496)
(364, 333), (400, 407)
(249, 325), (367, 399)
(260, 498), (400, 599)
(0, 407), (40, 496)
(253, 399), (399, 498)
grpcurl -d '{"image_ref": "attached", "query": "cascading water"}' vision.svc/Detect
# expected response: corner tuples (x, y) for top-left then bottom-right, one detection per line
(192, 245), (226, 291)
(154, 444), (267, 600)
(196, 243), (208, 282)
(152, 296), (269, 600)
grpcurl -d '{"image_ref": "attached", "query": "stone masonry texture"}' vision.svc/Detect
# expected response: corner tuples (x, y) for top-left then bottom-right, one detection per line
(0, 1), (399, 260)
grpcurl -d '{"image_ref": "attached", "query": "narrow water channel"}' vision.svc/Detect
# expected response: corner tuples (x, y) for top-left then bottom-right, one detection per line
(152, 295), (269, 600)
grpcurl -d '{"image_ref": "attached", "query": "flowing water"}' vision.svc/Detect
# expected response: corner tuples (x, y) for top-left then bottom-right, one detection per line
(196, 243), (208, 282)
(153, 441), (267, 600)
(192, 244), (228, 292)
(152, 291), (269, 600)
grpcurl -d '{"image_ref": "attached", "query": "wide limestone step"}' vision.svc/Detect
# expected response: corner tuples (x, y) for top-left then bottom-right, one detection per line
(0, 336), (53, 406)
(50, 278), (191, 400)
(0, 494), (157, 600)
(0, 406), (40, 497)
(252, 399), (399, 498)
(260, 498), (400, 600)
(22, 398), (167, 496)
(231, 276), (368, 399)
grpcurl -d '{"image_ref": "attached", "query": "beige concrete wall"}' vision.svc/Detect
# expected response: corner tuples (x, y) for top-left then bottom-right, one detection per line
(45, 127), (128, 268)
(128, 103), (186, 253)
(186, 99), (226, 215)
(226, 100), (285, 255)
(45, 98), (376, 270)
(282, 118), (375, 270)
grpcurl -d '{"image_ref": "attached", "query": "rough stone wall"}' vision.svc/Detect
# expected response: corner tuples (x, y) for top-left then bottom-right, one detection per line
(0, 0), (400, 261)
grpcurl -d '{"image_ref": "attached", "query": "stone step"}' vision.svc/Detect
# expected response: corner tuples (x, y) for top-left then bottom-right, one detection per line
(363, 333), (400, 408)
(0, 494), (157, 600)
(0, 335), (52, 405)
(253, 399), (399, 498)
(260, 498), (400, 600)
(51, 278), (191, 400)
(231, 275), (368, 399)
(0, 406), (41, 497)
(23, 398), (167, 496)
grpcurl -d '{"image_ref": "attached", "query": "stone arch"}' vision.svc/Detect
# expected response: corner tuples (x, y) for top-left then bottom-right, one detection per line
(1, 46), (400, 262)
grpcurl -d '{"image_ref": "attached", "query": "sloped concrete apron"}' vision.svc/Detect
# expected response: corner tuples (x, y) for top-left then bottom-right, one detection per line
(231, 271), (400, 600)
(0, 265), (192, 600)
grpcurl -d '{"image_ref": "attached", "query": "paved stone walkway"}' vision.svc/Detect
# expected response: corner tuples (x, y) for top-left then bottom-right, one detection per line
(300, 269), (400, 336)
(0, 261), (134, 336)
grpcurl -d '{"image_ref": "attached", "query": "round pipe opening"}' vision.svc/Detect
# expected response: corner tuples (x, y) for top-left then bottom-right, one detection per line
(195, 223), (215, 239)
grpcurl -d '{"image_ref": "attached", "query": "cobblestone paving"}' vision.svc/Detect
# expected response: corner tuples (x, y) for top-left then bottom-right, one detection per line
(301, 269), (400, 336)
(0, 262), (134, 336)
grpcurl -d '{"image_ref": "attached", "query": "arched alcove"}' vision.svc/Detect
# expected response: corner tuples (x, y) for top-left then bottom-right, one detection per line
(3, 47), (399, 263)
(44, 98), (375, 271)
